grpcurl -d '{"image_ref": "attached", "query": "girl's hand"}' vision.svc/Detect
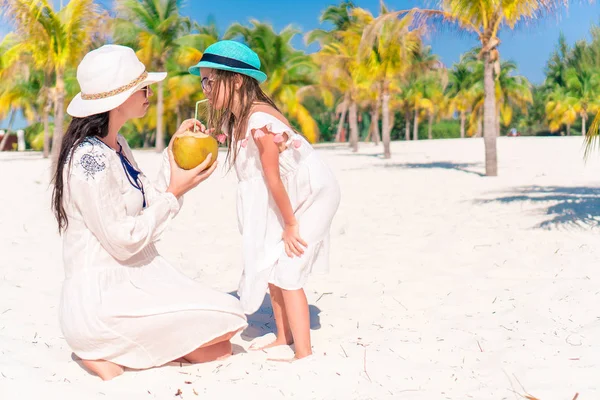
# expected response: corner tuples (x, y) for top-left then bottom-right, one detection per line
(282, 223), (307, 258)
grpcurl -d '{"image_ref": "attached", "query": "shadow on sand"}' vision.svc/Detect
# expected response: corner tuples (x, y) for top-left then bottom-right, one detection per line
(229, 292), (322, 342)
(476, 185), (600, 229)
(381, 161), (486, 177)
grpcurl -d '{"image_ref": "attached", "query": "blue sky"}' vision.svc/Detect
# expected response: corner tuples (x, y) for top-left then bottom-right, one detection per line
(176, 0), (598, 84)
(1, 0), (599, 129)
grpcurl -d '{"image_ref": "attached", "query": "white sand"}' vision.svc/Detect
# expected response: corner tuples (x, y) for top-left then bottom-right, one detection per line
(1, 136), (599, 399)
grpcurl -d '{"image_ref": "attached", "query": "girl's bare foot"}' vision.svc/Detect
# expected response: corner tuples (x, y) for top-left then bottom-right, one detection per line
(81, 359), (124, 381)
(267, 351), (313, 363)
(248, 333), (294, 351)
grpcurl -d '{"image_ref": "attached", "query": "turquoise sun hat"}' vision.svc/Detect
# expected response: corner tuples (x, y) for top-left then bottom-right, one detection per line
(188, 40), (267, 83)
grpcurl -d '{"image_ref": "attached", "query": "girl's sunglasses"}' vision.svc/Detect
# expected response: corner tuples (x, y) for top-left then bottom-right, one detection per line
(201, 77), (214, 93)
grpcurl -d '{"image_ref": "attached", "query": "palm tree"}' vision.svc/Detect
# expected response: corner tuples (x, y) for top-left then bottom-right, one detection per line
(307, 1), (358, 144)
(314, 39), (357, 150)
(418, 71), (447, 140)
(375, 0), (568, 175)
(405, 44), (440, 140)
(114, 0), (194, 152)
(565, 67), (600, 135)
(446, 59), (476, 138)
(1, 0), (106, 161)
(225, 20), (320, 143)
(545, 86), (577, 135)
(544, 33), (570, 90)
(0, 71), (43, 150)
(495, 60), (533, 135)
(360, 4), (423, 158)
(306, 0), (357, 44)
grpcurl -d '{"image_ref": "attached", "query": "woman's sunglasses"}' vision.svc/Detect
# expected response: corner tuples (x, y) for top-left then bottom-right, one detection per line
(139, 86), (150, 98)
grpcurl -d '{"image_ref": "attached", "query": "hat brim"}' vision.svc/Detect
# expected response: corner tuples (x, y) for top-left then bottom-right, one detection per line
(67, 72), (167, 118)
(189, 61), (267, 83)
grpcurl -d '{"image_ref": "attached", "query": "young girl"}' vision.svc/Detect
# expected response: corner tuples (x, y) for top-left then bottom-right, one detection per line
(188, 40), (341, 360)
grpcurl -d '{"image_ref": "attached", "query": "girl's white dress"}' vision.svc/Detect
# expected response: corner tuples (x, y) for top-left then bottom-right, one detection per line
(234, 112), (341, 314)
(59, 135), (247, 369)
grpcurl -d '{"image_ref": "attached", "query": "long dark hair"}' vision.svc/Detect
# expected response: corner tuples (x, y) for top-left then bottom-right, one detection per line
(205, 69), (281, 168)
(51, 112), (110, 234)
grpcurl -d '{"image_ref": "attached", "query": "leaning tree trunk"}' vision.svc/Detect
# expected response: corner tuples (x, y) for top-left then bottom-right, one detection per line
(371, 100), (381, 144)
(404, 109), (411, 141)
(335, 93), (350, 142)
(483, 51), (498, 176)
(349, 101), (359, 153)
(413, 109), (419, 141)
(156, 79), (165, 152)
(176, 104), (183, 128)
(0, 110), (15, 151)
(143, 132), (152, 148)
(51, 72), (66, 167)
(460, 111), (466, 139)
(43, 97), (51, 158)
(428, 111), (433, 140)
(381, 88), (391, 159)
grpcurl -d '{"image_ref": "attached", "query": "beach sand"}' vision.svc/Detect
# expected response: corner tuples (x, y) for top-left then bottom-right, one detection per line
(1, 136), (598, 399)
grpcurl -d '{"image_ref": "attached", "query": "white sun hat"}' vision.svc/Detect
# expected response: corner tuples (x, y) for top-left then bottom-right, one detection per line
(67, 44), (167, 118)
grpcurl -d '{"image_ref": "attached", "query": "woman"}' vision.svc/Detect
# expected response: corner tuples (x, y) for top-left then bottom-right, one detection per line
(51, 44), (247, 381)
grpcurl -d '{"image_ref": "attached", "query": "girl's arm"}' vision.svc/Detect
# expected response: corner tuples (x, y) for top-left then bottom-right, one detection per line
(255, 131), (307, 257)
(255, 133), (296, 225)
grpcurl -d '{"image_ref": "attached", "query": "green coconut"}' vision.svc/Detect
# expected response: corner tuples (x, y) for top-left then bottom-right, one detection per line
(172, 130), (218, 170)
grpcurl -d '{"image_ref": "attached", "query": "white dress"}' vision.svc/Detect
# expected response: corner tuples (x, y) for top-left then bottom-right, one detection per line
(235, 112), (341, 314)
(59, 135), (247, 369)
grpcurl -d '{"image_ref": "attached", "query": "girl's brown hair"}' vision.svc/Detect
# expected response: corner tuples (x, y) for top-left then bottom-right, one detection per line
(205, 69), (281, 168)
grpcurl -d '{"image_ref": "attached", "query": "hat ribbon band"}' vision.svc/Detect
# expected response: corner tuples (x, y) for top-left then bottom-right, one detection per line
(200, 53), (259, 71)
(81, 71), (149, 100)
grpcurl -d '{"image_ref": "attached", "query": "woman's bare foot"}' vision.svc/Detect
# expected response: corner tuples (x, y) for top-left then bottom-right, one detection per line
(81, 359), (124, 381)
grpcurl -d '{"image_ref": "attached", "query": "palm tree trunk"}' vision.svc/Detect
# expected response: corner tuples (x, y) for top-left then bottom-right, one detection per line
(43, 97), (51, 158)
(51, 72), (65, 166)
(371, 101), (381, 144)
(335, 94), (349, 142)
(349, 101), (359, 153)
(404, 109), (410, 141)
(0, 110), (16, 151)
(567, 123), (571, 136)
(156, 79), (165, 152)
(382, 89), (391, 159)
(582, 115), (587, 136)
(413, 109), (419, 141)
(483, 52), (498, 176)
(176, 104), (183, 128)
(428, 111), (433, 140)
(460, 111), (466, 139)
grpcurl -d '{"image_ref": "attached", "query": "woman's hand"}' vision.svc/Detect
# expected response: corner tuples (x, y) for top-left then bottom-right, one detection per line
(166, 119), (218, 198)
(168, 119), (206, 146)
(282, 223), (307, 258)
